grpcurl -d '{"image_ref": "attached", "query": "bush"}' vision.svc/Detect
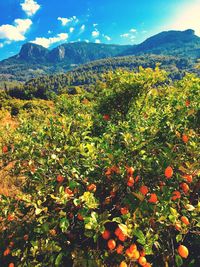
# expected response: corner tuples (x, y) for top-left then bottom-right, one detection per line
(0, 68), (199, 267)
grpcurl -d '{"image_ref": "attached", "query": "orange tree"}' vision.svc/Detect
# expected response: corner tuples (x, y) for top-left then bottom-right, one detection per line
(0, 67), (199, 267)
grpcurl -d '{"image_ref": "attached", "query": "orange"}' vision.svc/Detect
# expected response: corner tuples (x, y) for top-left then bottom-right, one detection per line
(57, 175), (64, 183)
(140, 250), (146, 257)
(2, 145), (8, 153)
(8, 264), (15, 267)
(148, 193), (158, 203)
(171, 191), (181, 201)
(107, 239), (116, 250)
(87, 184), (97, 192)
(126, 248), (133, 258)
(143, 263), (152, 267)
(140, 185), (149, 196)
(103, 114), (110, 121)
(129, 244), (137, 252)
(131, 250), (140, 260)
(182, 134), (189, 143)
(185, 100), (190, 107)
(118, 232), (127, 242)
(65, 187), (73, 195)
(165, 166), (173, 178)
(23, 234), (29, 241)
(182, 174), (193, 183)
(138, 256), (147, 266)
(181, 216), (190, 225)
(175, 222), (181, 231)
(178, 245), (189, 258)
(3, 248), (11, 256)
(127, 176), (134, 187)
(119, 261), (127, 267)
(116, 244), (124, 254)
(77, 213), (84, 221)
(102, 230), (111, 240)
(115, 227), (122, 237)
(120, 207), (129, 215)
(180, 183), (189, 194)
(126, 166), (134, 176)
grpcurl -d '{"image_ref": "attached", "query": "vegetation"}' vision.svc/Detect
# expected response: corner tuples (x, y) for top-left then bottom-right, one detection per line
(0, 67), (199, 266)
(4, 54), (200, 100)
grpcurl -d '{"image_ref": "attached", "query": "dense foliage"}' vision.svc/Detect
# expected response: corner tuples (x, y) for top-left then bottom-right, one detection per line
(0, 67), (199, 267)
(4, 54), (200, 100)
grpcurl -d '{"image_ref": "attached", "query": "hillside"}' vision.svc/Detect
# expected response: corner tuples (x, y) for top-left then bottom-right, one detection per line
(1, 29), (200, 83)
(7, 54), (198, 99)
(122, 29), (200, 58)
(0, 42), (131, 82)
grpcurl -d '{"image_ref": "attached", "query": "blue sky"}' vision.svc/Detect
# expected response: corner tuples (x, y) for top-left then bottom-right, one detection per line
(0, 0), (200, 60)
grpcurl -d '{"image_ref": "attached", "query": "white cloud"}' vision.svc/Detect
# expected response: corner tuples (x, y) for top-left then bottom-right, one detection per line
(95, 39), (101, 43)
(0, 19), (32, 41)
(21, 0), (40, 16)
(69, 27), (74, 33)
(0, 43), (4, 48)
(103, 34), (111, 41)
(130, 28), (137, 33)
(85, 39), (89, 43)
(168, 0), (200, 36)
(48, 30), (52, 34)
(92, 30), (100, 38)
(31, 33), (68, 48)
(80, 24), (85, 32)
(93, 23), (98, 27)
(58, 16), (79, 26)
(120, 33), (130, 38)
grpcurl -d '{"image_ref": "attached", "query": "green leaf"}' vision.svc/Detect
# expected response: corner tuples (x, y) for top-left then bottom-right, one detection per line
(176, 234), (182, 243)
(55, 252), (63, 267)
(60, 218), (69, 233)
(175, 255), (183, 267)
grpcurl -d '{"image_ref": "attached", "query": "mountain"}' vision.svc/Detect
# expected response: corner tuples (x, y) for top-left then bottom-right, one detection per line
(1, 29), (200, 83)
(122, 29), (200, 58)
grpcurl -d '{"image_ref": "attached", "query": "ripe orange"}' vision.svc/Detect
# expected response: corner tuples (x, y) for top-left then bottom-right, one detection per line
(165, 166), (173, 179)
(131, 250), (140, 260)
(185, 100), (190, 107)
(7, 214), (15, 221)
(126, 166), (134, 176)
(175, 222), (181, 231)
(103, 114), (110, 121)
(180, 183), (189, 194)
(115, 227), (122, 237)
(8, 263), (15, 267)
(181, 216), (190, 225)
(3, 248), (11, 256)
(140, 250), (146, 257)
(23, 234), (29, 241)
(116, 244), (124, 254)
(120, 207), (129, 215)
(102, 230), (111, 240)
(77, 213), (84, 221)
(127, 176), (134, 187)
(126, 248), (133, 258)
(148, 193), (158, 203)
(140, 185), (149, 196)
(182, 174), (193, 183)
(171, 191), (181, 201)
(2, 145), (8, 153)
(129, 243), (137, 252)
(107, 239), (116, 250)
(119, 261), (127, 267)
(57, 175), (64, 183)
(118, 232), (127, 242)
(65, 187), (74, 195)
(182, 134), (189, 143)
(87, 184), (97, 192)
(143, 263), (152, 267)
(178, 245), (189, 258)
(138, 256), (147, 266)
